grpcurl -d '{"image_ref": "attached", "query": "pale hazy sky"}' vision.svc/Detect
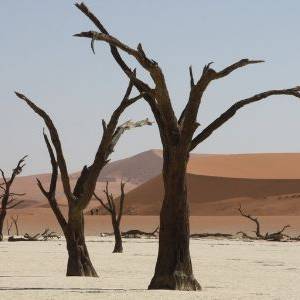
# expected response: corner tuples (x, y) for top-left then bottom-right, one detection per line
(1, 1), (300, 175)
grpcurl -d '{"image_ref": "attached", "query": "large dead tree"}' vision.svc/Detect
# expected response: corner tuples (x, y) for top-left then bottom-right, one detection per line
(94, 181), (125, 253)
(15, 78), (151, 277)
(0, 156), (26, 241)
(74, 2), (300, 290)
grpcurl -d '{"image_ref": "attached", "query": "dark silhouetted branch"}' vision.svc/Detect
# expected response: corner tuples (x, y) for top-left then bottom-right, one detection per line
(238, 204), (262, 238)
(237, 204), (292, 241)
(190, 87), (300, 150)
(15, 92), (73, 202)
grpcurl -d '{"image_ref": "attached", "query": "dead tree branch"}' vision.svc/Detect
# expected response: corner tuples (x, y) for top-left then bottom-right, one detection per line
(7, 219), (13, 236)
(11, 215), (19, 235)
(16, 62), (151, 275)
(8, 228), (60, 242)
(0, 157), (26, 241)
(238, 204), (263, 238)
(122, 226), (159, 238)
(94, 181), (126, 252)
(238, 204), (292, 241)
(190, 87), (300, 150)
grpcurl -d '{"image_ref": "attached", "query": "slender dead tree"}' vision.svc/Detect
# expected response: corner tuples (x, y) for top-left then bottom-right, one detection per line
(94, 181), (125, 253)
(74, 2), (300, 290)
(0, 157), (26, 241)
(6, 219), (13, 236)
(10, 215), (20, 236)
(15, 78), (151, 277)
(238, 204), (291, 241)
(238, 204), (263, 238)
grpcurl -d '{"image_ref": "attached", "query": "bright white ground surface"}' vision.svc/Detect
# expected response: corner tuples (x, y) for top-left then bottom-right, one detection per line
(0, 237), (299, 299)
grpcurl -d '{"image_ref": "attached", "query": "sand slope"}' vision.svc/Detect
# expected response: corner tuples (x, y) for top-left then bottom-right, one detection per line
(70, 149), (163, 184)
(7, 151), (300, 217)
(99, 174), (300, 216)
(188, 152), (300, 178)
(10, 150), (162, 209)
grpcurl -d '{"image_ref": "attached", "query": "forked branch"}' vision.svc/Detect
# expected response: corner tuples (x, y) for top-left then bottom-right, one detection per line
(0, 156), (27, 210)
(76, 77), (152, 209)
(36, 131), (67, 230)
(75, 2), (177, 143)
(190, 87), (300, 150)
(238, 204), (262, 238)
(94, 181), (125, 226)
(238, 204), (292, 241)
(15, 92), (73, 202)
(180, 59), (264, 132)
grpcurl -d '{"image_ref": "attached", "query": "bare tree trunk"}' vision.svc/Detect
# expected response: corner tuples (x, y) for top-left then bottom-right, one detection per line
(14, 221), (19, 236)
(0, 209), (6, 241)
(94, 181), (125, 253)
(65, 209), (97, 277)
(112, 218), (123, 253)
(149, 149), (201, 290)
(11, 216), (19, 236)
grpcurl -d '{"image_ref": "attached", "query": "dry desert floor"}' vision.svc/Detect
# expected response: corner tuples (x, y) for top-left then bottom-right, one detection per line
(0, 237), (299, 299)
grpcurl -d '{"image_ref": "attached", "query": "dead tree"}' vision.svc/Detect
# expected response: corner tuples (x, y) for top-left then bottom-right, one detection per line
(122, 226), (159, 238)
(10, 215), (19, 236)
(0, 157), (26, 241)
(7, 216), (20, 236)
(6, 219), (13, 236)
(15, 78), (151, 276)
(75, 2), (300, 290)
(8, 228), (60, 242)
(238, 204), (291, 241)
(94, 181), (125, 253)
(238, 204), (263, 239)
(190, 233), (233, 239)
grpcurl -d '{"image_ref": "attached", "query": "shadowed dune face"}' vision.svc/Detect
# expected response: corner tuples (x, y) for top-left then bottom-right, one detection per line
(110, 174), (300, 216)
(70, 149), (163, 185)
(10, 150), (163, 209)
(7, 150), (300, 217)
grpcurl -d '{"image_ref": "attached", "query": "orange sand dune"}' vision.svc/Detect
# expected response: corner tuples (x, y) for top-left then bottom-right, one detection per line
(91, 174), (300, 216)
(10, 175), (137, 209)
(9, 150), (162, 208)
(71, 149), (163, 184)
(10, 151), (300, 208)
(5, 209), (300, 236)
(188, 152), (300, 178)
(7, 150), (300, 224)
